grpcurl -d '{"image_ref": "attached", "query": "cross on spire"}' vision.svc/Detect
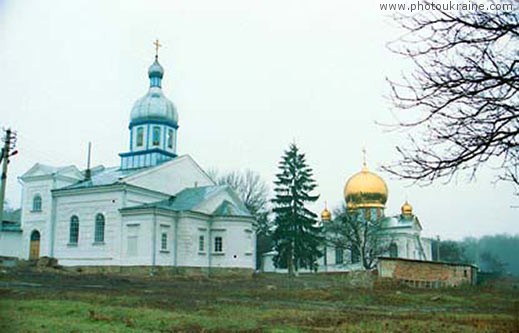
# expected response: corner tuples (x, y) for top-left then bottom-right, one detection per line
(153, 39), (162, 58)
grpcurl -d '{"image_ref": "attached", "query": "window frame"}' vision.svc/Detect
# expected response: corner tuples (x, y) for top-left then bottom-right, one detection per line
(69, 215), (79, 245)
(94, 213), (105, 244)
(161, 232), (168, 251)
(152, 126), (161, 146)
(335, 247), (344, 265)
(167, 129), (173, 149)
(136, 127), (144, 147)
(198, 235), (205, 252)
(214, 236), (223, 253)
(32, 194), (42, 212)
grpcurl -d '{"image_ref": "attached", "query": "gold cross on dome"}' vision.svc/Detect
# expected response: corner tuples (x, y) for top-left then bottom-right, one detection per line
(153, 39), (162, 57)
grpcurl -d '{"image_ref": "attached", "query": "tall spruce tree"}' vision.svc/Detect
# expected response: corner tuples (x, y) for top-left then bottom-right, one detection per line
(271, 143), (322, 276)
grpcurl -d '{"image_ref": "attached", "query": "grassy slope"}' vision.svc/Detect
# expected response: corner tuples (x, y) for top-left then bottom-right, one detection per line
(0, 272), (517, 332)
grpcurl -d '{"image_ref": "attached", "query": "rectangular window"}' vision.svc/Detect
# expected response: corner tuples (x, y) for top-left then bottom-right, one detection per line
(152, 126), (161, 146)
(161, 232), (168, 251)
(136, 127), (144, 147)
(199, 235), (205, 252)
(335, 248), (344, 264)
(214, 236), (223, 253)
(167, 129), (173, 149)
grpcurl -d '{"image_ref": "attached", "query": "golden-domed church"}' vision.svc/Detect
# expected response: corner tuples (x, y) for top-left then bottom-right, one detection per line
(261, 154), (433, 273)
(316, 157), (433, 272)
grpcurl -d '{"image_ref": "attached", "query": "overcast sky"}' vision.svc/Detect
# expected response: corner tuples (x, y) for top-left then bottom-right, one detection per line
(1, 0), (517, 239)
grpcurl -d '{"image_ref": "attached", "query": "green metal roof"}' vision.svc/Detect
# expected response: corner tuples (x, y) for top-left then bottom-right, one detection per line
(121, 185), (251, 217)
(212, 200), (249, 217)
(61, 166), (145, 190)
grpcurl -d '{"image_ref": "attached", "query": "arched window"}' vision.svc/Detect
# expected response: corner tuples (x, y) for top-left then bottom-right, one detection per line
(94, 213), (105, 243)
(69, 216), (79, 244)
(136, 127), (144, 147)
(152, 126), (161, 146)
(389, 242), (398, 258)
(32, 195), (42, 212)
(167, 129), (173, 148)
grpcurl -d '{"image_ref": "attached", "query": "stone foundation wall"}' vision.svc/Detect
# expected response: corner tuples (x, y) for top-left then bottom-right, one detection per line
(62, 265), (254, 278)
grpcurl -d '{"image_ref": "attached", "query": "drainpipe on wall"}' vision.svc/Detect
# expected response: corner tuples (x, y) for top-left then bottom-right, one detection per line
(49, 173), (58, 258)
(208, 218), (213, 277)
(50, 195), (57, 258)
(120, 185), (127, 270)
(173, 214), (178, 270)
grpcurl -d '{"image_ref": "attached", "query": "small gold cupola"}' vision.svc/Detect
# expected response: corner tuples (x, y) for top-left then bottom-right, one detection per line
(321, 201), (332, 222)
(401, 200), (413, 216)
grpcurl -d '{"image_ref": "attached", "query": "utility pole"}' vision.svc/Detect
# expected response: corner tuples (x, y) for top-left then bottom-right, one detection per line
(0, 128), (18, 224)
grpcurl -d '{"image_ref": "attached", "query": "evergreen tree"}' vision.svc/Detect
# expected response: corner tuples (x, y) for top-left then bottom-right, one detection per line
(271, 143), (322, 276)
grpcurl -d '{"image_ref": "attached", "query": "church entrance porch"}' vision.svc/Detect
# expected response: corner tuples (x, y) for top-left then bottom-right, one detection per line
(29, 230), (40, 260)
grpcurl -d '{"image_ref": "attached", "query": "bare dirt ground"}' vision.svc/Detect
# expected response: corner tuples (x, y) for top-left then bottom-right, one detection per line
(0, 264), (518, 332)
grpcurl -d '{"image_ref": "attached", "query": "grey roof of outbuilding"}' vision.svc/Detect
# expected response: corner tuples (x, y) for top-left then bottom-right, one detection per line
(122, 185), (251, 217)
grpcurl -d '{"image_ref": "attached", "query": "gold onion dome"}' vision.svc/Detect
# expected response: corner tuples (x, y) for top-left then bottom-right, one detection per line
(344, 164), (388, 209)
(401, 200), (413, 215)
(321, 207), (331, 221)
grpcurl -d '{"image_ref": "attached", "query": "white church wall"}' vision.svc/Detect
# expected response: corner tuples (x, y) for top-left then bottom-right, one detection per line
(173, 214), (254, 269)
(155, 214), (175, 266)
(53, 190), (124, 266)
(120, 213), (154, 266)
(209, 219), (254, 269)
(421, 238), (433, 260)
(20, 178), (56, 259)
(175, 214), (211, 267)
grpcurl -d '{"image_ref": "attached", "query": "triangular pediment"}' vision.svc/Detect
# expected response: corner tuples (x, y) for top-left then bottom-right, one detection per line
(20, 163), (83, 181)
(192, 186), (250, 216)
(123, 154), (215, 196)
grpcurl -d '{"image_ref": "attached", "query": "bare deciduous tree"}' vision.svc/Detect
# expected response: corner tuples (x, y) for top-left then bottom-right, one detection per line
(384, 2), (519, 193)
(325, 206), (388, 270)
(210, 169), (269, 219)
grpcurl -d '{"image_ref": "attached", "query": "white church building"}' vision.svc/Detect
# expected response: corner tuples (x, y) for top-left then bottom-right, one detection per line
(1, 53), (256, 270)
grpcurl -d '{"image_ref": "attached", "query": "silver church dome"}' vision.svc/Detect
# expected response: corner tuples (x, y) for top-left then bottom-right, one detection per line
(129, 58), (178, 127)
